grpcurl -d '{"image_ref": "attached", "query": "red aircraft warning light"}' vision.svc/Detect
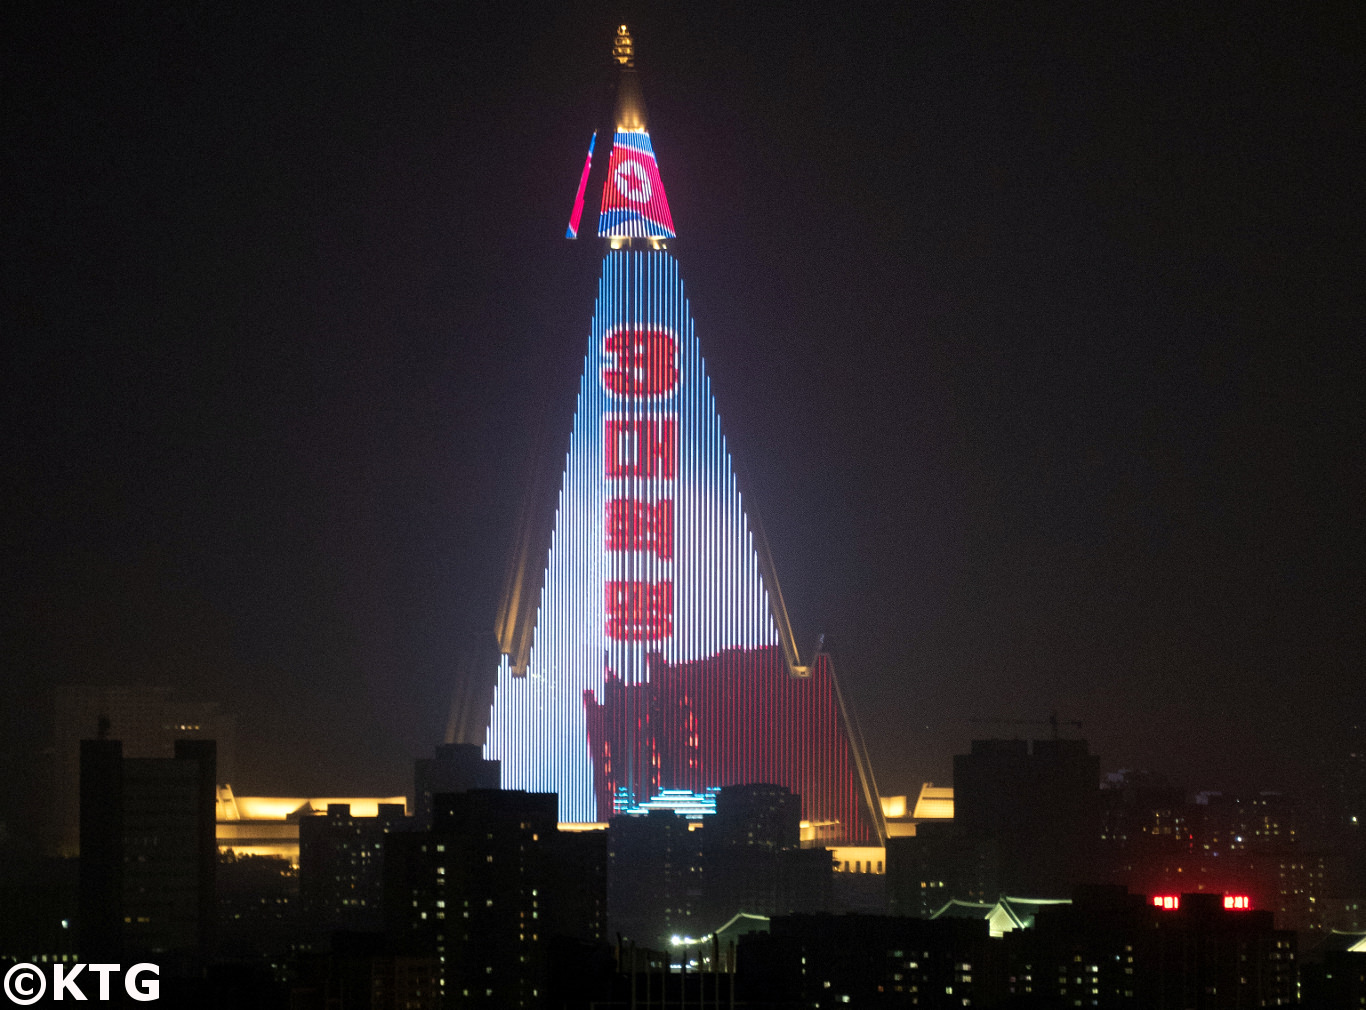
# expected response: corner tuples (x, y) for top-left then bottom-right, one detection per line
(1152, 894), (1252, 911)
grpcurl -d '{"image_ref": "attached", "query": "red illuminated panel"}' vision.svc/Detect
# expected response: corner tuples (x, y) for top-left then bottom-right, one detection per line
(606, 498), (673, 558)
(605, 417), (676, 478)
(565, 132), (597, 239)
(583, 647), (875, 839)
(1153, 895), (1180, 910)
(605, 580), (673, 640)
(597, 132), (676, 238)
(1224, 895), (1251, 910)
(601, 327), (679, 396)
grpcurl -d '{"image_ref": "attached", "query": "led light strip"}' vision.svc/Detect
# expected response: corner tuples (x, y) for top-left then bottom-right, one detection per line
(484, 252), (871, 841)
(597, 132), (676, 239)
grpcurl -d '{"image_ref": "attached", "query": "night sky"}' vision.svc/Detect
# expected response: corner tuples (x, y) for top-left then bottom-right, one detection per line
(4, 5), (1362, 829)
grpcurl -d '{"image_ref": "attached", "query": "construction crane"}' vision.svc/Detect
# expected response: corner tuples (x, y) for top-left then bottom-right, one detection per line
(968, 711), (1083, 740)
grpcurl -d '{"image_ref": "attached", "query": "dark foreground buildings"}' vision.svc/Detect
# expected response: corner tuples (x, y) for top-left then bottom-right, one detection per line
(78, 737), (217, 969)
(383, 789), (606, 1008)
(606, 783), (834, 949)
(954, 737), (1101, 898)
(885, 737), (1101, 913)
(738, 888), (1299, 1009)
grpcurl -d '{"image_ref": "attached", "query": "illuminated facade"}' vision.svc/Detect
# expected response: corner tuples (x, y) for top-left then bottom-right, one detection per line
(485, 27), (880, 842)
(213, 786), (409, 864)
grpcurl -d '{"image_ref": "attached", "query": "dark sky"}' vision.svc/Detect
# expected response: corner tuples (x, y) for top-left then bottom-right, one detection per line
(4, 4), (1362, 826)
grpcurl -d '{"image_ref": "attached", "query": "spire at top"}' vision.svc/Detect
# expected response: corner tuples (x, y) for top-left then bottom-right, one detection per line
(600, 25), (674, 241)
(564, 25), (677, 243)
(612, 24), (635, 68)
(612, 24), (648, 132)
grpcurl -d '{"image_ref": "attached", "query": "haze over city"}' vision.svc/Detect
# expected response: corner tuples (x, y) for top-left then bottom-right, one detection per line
(4, 3), (1361, 828)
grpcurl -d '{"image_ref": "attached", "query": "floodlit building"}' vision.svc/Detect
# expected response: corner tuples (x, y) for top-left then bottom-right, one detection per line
(482, 24), (883, 845)
(931, 894), (1073, 938)
(912, 782), (955, 821)
(214, 785), (409, 865)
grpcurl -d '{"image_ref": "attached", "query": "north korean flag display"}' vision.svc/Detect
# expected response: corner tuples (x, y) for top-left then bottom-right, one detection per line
(565, 132), (597, 239)
(597, 131), (676, 239)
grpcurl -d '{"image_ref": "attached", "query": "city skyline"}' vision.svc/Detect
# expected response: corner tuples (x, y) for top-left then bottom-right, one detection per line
(3, 5), (1362, 834)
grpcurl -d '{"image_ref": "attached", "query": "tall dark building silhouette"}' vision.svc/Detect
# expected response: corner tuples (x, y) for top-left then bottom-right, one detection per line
(607, 809), (705, 946)
(709, 783), (801, 853)
(1011, 888), (1298, 1008)
(78, 737), (217, 966)
(953, 737), (1100, 897)
(701, 784), (831, 925)
(888, 821), (1000, 914)
(412, 743), (500, 829)
(482, 25), (882, 844)
(299, 801), (408, 933)
(384, 790), (604, 1007)
(77, 738), (123, 961)
(53, 684), (234, 856)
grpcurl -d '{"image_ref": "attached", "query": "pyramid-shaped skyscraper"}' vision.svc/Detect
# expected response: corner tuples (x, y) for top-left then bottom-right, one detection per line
(485, 27), (882, 843)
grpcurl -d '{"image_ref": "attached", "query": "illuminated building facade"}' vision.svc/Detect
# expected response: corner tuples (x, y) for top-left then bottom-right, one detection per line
(484, 27), (881, 842)
(214, 785), (409, 864)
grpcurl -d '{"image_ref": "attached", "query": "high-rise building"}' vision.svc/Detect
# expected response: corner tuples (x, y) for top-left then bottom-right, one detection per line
(708, 784), (802, 854)
(298, 801), (408, 933)
(702, 785), (831, 926)
(1010, 888), (1298, 1009)
(413, 743), (500, 829)
(383, 790), (603, 1007)
(52, 684), (235, 856)
(607, 809), (705, 947)
(483, 25), (881, 844)
(78, 737), (217, 967)
(953, 737), (1101, 898)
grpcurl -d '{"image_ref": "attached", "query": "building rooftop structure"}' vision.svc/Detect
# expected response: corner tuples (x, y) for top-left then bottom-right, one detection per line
(932, 895), (1073, 938)
(214, 784), (408, 864)
(912, 783), (955, 820)
(51, 684), (235, 856)
(880, 783), (954, 838)
(1323, 930), (1366, 953)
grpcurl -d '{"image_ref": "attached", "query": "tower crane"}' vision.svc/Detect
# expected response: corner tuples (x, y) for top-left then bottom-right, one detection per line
(968, 711), (1083, 740)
